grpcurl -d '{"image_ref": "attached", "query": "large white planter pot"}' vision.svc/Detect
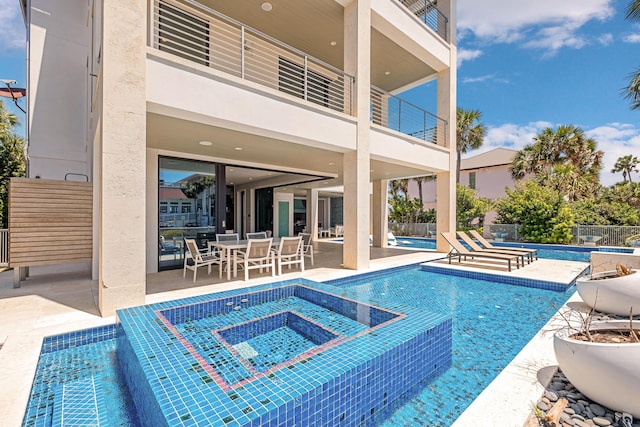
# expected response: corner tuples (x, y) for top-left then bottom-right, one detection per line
(554, 320), (640, 417)
(576, 270), (640, 316)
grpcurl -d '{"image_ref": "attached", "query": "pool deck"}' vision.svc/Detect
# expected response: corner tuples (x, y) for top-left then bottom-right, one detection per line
(0, 241), (591, 427)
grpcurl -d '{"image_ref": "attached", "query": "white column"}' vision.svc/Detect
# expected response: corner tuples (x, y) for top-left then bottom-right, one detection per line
(98, 0), (147, 316)
(343, 0), (371, 269)
(372, 179), (388, 247)
(306, 188), (319, 241)
(435, 35), (457, 253)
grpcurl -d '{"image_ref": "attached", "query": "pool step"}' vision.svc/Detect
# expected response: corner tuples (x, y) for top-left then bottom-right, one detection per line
(51, 376), (110, 426)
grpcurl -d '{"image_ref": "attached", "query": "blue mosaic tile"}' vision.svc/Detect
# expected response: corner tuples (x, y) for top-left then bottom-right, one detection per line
(116, 280), (451, 426)
(51, 376), (109, 427)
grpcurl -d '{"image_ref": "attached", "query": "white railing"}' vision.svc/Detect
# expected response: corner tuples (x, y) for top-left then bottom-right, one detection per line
(398, 0), (449, 41)
(0, 229), (8, 266)
(371, 85), (447, 146)
(150, 0), (354, 115)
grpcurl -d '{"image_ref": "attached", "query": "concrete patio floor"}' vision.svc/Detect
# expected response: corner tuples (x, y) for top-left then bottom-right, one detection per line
(0, 240), (590, 426)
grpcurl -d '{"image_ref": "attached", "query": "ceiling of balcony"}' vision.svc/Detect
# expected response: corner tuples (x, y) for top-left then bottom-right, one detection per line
(147, 113), (434, 191)
(199, 0), (437, 92)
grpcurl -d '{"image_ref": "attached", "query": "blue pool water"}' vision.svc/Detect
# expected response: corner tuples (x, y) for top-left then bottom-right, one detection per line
(23, 266), (576, 427)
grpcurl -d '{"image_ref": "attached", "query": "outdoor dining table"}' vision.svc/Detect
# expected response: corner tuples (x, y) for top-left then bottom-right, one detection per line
(208, 238), (280, 280)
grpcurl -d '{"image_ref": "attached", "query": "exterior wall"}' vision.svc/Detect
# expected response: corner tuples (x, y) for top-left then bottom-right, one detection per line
(460, 165), (515, 201)
(370, 127), (450, 172)
(26, 0), (92, 180)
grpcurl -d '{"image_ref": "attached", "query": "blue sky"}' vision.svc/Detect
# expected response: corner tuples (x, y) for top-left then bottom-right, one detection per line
(1, 0), (638, 186)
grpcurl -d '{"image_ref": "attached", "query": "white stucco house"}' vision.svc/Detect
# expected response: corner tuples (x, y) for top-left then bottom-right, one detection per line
(18, 0), (458, 314)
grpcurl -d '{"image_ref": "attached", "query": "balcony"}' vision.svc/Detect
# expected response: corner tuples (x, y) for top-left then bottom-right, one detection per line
(149, 0), (446, 148)
(149, 0), (354, 115)
(371, 85), (447, 147)
(398, 0), (449, 41)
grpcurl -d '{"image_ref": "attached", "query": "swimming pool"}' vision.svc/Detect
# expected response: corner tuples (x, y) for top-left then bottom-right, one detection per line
(22, 265), (576, 426)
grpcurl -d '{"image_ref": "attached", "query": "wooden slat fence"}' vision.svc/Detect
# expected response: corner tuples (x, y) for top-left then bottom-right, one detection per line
(9, 178), (93, 268)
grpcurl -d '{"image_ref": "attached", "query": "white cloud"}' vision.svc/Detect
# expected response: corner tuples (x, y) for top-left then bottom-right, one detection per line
(465, 122), (640, 186)
(457, 48), (483, 67)
(457, 0), (614, 54)
(0, 0), (25, 51)
(586, 123), (640, 186)
(461, 74), (509, 85)
(597, 33), (614, 46)
(623, 33), (640, 43)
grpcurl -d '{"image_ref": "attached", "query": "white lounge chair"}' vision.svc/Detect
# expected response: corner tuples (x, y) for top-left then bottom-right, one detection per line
(468, 230), (538, 262)
(457, 231), (527, 266)
(441, 232), (520, 272)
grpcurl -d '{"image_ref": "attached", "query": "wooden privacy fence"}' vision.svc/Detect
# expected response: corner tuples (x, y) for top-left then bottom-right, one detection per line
(9, 178), (92, 286)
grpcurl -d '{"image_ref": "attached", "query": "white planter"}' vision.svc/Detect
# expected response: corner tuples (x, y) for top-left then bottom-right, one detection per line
(554, 320), (640, 418)
(576, 270), (640, 316)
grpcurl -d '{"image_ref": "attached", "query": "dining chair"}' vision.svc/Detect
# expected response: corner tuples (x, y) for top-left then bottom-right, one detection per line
(214, 233), (239, 276)
(236, 238), (275, 281)
(273, 236), (304, 275)
(216, 233), (239, 242)
(246, 232), (268, 240)
(183, 238), (222, 282)
(299, 232), (314, 266)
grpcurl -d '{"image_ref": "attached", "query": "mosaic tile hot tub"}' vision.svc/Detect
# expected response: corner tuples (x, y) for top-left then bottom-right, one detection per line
(116, 279), (452, 426)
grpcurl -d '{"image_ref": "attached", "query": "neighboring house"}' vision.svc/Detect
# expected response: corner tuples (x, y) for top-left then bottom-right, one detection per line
(19, 0), (457, 315)
(409, 148), (518, 215)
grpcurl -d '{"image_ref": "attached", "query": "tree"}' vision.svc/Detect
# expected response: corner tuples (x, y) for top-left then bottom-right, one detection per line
(495, 181), (574, 244)
(182, 176), (214, 226)
(625, 1), (640, 109)
(611, 154), (639, 183)
(412, 174), (435, 207)
(509, 125), (603, 201)
(0, 100), (26, 227)
(456, 108), (486, 183)
(456, 183), (492, 230)
(389, 179), (409, 200)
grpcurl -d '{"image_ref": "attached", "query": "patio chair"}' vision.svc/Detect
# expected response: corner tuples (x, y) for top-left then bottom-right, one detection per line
(299, 232), (314, 266)
(457, 231), (527, 266)
(273, 236), (304, 275)
(246, 232), (268, 240)
(468, 230), (538, 262)
(183, 238), (222, 283)
(159, 235), (181, 260)
(216, 233), (239, 242)
(440, 232), (520, 272)
(236, 237), (275, 281)
(330, 225), (344, 238)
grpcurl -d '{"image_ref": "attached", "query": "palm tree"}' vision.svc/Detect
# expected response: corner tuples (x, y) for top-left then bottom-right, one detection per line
(624, 0), (640, 109)
(389, 179), (409, 200)
(612, 155), (640, 183)
(456, 108), (486, 183)
(412, 175), (435, 207)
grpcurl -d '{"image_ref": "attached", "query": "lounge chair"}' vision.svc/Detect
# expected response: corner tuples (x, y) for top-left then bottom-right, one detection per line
(457, 231), (527, 266)
(330, 225), (344, 238)
(272, 236), (304, 275)
(468, 230), (538, 262)
(440, 232), (520, 272)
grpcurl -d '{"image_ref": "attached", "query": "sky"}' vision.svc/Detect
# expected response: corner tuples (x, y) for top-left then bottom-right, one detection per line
(1, 0), (639, 186)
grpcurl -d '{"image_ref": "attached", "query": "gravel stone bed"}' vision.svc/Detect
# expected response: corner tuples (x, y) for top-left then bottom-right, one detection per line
(533, 369), (639, 427)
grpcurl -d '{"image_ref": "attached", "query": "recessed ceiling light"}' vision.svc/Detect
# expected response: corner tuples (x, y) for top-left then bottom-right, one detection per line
(249, 177), (253, 180)
(229, 168), (234, 172)
(235, 147), (243, 151)
(384, 71), (391, 75)
(330, 41), (337, 46)
(199, 140), (213, 146)
(229, 182), (234, 185)
(329, 162), (335, 166)
(261, 2), (272, 12)
(370, 169), (374, 173)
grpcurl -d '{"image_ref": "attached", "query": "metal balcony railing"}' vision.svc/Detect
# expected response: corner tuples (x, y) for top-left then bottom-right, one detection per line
(150, 0), (354, 115)
(370, 85), (447, 147)
(398, 0), (449, 41)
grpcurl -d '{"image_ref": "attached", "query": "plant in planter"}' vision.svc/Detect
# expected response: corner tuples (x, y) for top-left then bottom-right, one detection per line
(576, 264), (639, 316)
(553, 309), (640, 418)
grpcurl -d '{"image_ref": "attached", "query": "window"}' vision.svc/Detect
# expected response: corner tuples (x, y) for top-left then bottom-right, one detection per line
(469, 172), (476, 190)
(181, 204), (192, 214)
(160, 202), (168, 214)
